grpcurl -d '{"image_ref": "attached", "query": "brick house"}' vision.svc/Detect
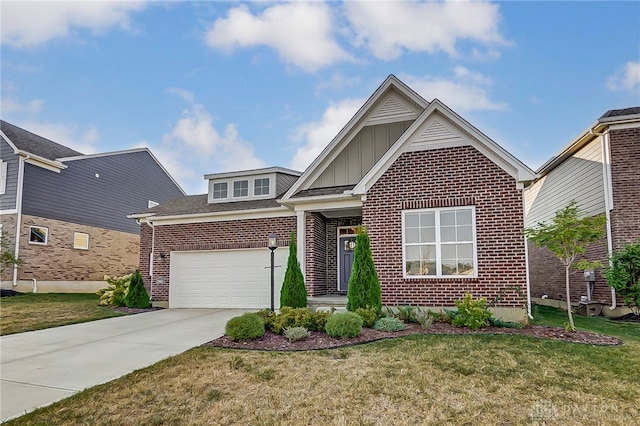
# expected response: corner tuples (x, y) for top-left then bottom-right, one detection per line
(0, 120), (185, 293)
(131, 75), (535, 321)
(524, 107), (640, 315)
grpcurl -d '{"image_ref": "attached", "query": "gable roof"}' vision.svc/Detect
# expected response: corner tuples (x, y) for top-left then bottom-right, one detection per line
(0, 120), (82, 160)
(352, 99), (536, 194)
(282, 75), (429, 200)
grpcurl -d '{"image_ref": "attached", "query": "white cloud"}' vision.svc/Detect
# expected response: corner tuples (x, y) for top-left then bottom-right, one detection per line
(1, 98), (45, 114)
(290, 98), (363, 171)
(344, 0), (507, 60)
(1, 1), (146, 47)
(18, 121), (100, 155)
(400, 67), (507, 112)
(607, 61), (640, 92)
(205, 2), (351, 72)
(166, 87), (195, 104)
(162, 103), (265, 173)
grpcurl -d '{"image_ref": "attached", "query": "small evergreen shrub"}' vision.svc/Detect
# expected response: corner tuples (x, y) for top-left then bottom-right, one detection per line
(96, 273), (132, 306)
(489, 318), (524, 329)
(225, 313), (265, 341)
(355, 306), (379, 328)
(283, 326), (311, 341)
(271, 307), (329, 334)
(346, 227), (382, 312)
(256, 309), (276, 330)
(452, 293), (492, 330)
(325, 312), (363, 338)
(124, 269), (150, 308)
(280, 232), (307, 308)
(373, 317), (407, 332)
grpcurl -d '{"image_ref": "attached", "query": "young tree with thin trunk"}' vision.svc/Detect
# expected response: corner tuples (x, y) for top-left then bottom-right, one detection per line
(524, 201), (606, 331)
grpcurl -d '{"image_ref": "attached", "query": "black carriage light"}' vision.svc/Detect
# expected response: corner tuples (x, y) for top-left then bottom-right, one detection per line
(267, 233), (278, 311)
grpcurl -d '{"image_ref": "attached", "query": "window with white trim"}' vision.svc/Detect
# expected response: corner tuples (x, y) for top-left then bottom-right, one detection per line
(254, 178), (270, 196)
(403, 206), (476, 278)
(29, 226), (48, 245)
(212, 182), (228, 199)
(73, 232), (90, 250)
(233, 180), (248, 197)
(0, 160), (7, 195)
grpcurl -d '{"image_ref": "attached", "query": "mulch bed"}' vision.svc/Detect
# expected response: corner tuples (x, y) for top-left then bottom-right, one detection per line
(206, 322), (622, 351)
(610, 313), (640, 323)
(109, 306), (165, 314)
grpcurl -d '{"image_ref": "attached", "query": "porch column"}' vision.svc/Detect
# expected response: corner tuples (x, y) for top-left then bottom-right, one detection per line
(296, 210), (306, 278)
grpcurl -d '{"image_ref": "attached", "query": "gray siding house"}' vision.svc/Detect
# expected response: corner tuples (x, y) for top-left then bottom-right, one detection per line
(0, 120), (185, 293)
(524, 107), (640, 316)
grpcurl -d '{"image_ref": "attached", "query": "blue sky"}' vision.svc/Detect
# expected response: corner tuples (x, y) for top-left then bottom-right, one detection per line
(2, 1), (639, 195)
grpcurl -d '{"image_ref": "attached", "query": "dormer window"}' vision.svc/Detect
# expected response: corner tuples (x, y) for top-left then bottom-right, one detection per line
(233, 180), (248, 197)
(254, 178), (270, 196)
(213, 182), (228, 199)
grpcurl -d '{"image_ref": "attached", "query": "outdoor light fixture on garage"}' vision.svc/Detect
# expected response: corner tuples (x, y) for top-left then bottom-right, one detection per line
(267, 233), (277, 311)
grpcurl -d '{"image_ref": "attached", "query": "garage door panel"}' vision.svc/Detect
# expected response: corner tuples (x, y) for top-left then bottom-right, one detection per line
(169, 249), (288, 308)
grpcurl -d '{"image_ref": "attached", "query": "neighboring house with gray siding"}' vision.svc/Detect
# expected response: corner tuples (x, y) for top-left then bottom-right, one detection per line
(0, 120), (185, 293)
(524, 107), (640, 315)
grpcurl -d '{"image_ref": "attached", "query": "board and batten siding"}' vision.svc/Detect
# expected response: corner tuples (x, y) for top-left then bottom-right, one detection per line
(524, 138), (605, 228)
(0, 137), (19, 211)
(309, 120), (414, 189)
(22, 150), (184, 234)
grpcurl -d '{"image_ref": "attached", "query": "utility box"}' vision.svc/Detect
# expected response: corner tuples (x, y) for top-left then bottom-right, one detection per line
(584, 269), (596, 282)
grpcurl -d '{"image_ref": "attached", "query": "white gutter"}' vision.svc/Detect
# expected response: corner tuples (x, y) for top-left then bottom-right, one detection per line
(12, 156), (26, 286)
(600, 130), (616, 310)
(523, 193), (533, 319)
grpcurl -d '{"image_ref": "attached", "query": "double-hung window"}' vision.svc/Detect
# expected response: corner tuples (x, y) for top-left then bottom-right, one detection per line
(233, 180), (248, 197)
(403, 206), (476, 278)
(254, 178), (270, 196)
(213, 182), (228, 199)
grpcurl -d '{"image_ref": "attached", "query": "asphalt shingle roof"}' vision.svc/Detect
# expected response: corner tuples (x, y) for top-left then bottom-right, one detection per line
(1, 120), (82, 160)
(136, 194), (286, 216)
(600, 107), (640, 119)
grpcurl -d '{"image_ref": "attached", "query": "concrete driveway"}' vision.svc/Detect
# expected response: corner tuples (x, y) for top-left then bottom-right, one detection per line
(1, 308), (244, 422)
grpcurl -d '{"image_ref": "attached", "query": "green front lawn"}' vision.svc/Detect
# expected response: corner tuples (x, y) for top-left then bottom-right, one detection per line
(7, 306), (639, 425)
(0, 293), (126, 335)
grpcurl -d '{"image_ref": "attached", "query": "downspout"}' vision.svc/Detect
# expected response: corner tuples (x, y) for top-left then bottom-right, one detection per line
(522, 191), (533, 319)
(12, 155), (26, 286)
(599, 130), (616, 310)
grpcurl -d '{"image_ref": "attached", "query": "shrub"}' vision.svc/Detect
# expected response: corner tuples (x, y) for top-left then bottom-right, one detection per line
(280, 232), (307, 308)
(346, 227), (382, 312)
(96, 273), (132, 306)
(452, 293), (492, 330)
(374, 317), (407, 332)
(325, 312), (363, 338)
(605, 241), (640, 316)
(256, 309), (276, 330)
(124, 269), (150, 308)
(489, 318), (524, 329)
(415, 310), (434, 329)
(355, 306), (379, 328)
(283, 326), (311, 341)
(441, 308), (458, 323)
(225, 313), (265, 341)
(271, 307), (329, 334)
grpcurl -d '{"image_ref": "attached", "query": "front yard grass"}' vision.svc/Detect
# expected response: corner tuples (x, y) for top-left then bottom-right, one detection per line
(6, 306), (639, 425)
(0, 293), (125, 336)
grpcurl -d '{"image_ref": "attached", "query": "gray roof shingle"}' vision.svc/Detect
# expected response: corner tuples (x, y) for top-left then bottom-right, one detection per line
(600, 107), (640, 119)
(136, 194), (286, 216)
(1, 120), (82, 160)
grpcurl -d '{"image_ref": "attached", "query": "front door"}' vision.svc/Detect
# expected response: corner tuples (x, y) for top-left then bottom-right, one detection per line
(339, 236), (356, 292)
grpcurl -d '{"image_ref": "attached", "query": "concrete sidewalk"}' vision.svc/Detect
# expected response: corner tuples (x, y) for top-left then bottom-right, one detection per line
(1, 308), (243, 422)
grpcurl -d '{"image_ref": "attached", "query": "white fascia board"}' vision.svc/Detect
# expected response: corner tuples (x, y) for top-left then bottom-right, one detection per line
(127, 212), (156, 220)
(148, 207), (296, 225)
(290, 198), (363, 213)
(20, 152), (66, 172)
(281, 75), (429, 201)
(353, 100), (535, 195)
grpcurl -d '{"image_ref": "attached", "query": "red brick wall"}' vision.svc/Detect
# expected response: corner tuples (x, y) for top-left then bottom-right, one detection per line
(140, 216), (296, 302)
(305, 212), (327, 296)
(609, 127), (640, 249)
(363, 146), (527, 308)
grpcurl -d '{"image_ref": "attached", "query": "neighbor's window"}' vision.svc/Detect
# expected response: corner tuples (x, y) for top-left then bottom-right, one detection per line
(233, 180), (248, 197)
(29, 226), (48, 245)
(73, 232), (90, 250)
(213, 182), (228, 199)
(403, 207), (476, 278)
(254, 178), (270, 196)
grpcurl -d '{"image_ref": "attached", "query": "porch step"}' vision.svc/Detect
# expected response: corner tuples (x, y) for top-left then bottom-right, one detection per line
(308, 295), (348, 312)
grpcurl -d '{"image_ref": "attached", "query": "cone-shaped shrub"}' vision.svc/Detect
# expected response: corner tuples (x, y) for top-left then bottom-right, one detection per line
(124, 269), (150, 308)
(280, 232), (307, 308)
(346, 227), (382, 312)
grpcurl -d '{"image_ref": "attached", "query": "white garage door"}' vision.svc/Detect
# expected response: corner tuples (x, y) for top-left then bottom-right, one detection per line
(169, 249), (288, 309)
